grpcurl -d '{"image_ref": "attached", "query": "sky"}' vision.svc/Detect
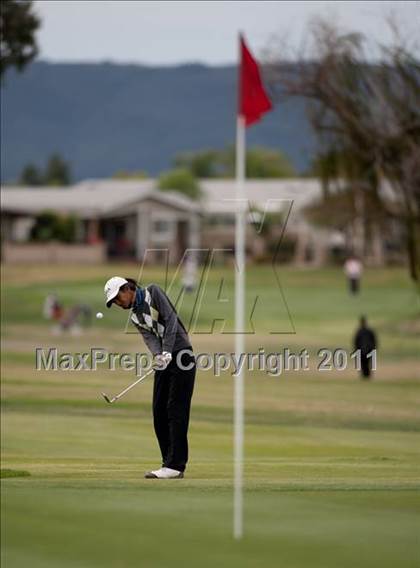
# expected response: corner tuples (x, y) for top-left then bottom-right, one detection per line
(34, 1), (419, 65)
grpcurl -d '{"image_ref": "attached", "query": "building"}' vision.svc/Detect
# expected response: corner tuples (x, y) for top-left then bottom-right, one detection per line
(1, 178), (401, 266)
(1, 180), (200, 264)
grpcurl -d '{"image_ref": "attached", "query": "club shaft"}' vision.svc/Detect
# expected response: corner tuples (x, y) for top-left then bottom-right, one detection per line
(114, 368), (154, 401)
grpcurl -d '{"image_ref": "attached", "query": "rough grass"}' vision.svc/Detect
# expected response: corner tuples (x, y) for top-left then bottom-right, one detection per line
(0, 469), (30, 479)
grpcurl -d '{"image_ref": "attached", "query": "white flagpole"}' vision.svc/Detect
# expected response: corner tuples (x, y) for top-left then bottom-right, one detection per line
(234, 111), (246, 540)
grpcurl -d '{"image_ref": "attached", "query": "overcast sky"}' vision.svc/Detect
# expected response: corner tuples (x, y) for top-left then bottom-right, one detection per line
(34, 1), (419, 65)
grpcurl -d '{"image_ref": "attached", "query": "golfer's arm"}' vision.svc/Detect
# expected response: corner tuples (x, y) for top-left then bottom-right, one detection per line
(151, 285), (178, 354)
(132, 323), (162, 356)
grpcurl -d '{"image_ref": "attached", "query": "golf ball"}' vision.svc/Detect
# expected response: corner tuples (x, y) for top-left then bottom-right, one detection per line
(96, 312), (104, 319)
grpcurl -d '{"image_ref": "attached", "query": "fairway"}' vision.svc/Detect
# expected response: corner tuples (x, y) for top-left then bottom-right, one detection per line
(1, 264), (420, 568)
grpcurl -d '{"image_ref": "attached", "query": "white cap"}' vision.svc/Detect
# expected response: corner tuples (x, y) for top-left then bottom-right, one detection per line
(104, 276), (128, 307)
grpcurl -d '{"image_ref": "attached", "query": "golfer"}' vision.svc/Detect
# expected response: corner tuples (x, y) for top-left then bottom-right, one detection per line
(353, 315), (377, 379)
(104, 276), (196, 479)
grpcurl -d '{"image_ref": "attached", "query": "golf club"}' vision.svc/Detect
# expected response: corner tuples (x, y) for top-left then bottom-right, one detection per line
(101, 367), (154, 404)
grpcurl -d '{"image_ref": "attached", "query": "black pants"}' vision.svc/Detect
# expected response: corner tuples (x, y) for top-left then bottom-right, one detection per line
(360, 354), (372, 378)
(152, 349), (196, 472)
(349, 277), (360, 295)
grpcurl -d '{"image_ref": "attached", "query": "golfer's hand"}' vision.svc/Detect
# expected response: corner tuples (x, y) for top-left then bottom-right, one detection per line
(153, 351), (172, 370)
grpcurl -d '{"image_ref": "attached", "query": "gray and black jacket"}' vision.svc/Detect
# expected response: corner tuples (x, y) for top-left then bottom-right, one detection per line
(130, 284), (192, 356)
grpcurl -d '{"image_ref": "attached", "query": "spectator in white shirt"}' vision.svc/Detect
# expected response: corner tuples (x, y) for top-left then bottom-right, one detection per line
(344, 256), (363, 295)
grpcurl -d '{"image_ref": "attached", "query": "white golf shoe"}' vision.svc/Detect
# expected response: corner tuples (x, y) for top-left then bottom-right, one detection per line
(144, 467), (184, 479)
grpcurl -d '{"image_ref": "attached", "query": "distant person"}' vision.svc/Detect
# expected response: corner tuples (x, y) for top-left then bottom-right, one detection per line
(344, 256), (363, 295)
(43, 293), (63, 322)
(60, 304), (92, 334)
(182, 254), (198, 294)
(43, 294), (92, 334)
(354, 316), (377, 379)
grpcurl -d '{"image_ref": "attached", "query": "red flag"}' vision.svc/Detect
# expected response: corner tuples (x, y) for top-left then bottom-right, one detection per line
(239, 35), (273, 126)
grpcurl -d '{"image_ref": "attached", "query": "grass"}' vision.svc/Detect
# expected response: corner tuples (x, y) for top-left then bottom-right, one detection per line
(1, 263), (419, 567)
(0, 469), (30, 479)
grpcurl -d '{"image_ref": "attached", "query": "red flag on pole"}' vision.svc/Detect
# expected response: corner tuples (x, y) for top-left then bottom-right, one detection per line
(238, 35), (273, 127)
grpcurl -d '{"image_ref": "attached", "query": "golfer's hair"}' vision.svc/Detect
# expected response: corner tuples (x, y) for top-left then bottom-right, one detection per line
(120, 278), (138, 292)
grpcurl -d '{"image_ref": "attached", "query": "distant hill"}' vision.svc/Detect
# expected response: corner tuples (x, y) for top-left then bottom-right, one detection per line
(1, 61), (316, 182)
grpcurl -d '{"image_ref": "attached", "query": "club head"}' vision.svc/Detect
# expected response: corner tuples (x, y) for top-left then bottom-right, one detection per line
(102, 392), (113, 404)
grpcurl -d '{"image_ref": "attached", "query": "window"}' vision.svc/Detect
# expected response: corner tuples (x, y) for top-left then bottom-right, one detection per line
(151, 216), (174, 242)
(153, 219), (171, 233)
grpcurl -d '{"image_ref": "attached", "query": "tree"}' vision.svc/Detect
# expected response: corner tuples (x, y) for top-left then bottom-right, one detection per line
(246, 146), (296, 178)
(0, 0), (40, 79)
(44, 154), (71, 186)
(112, 170), (148, 180)
(174, 146), (296, 178)
(55, 214), (77, 243)
(266, 19), (420, 283)
(19, 163), (43, 185)
(217, 145), (296, 178)
(158, 168), (201, 200)
(30, 211), (77, 242)
(305, 148), (385, 233)
(18, 153), (72, 186)
(174, 150), (221, 178)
